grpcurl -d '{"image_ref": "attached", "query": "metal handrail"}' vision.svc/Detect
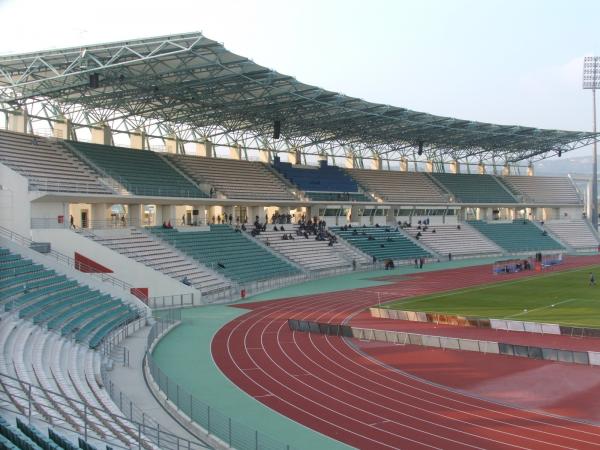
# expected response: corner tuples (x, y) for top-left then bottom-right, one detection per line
(145, 317), (299, 450)
(0, 370), (208, 450)
(0, 225), (137, 295)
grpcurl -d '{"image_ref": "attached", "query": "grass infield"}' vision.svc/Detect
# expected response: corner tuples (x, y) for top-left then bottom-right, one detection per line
(383, 265), (600, 328)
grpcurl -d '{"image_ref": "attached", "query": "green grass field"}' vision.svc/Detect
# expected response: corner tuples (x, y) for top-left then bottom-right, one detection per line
(384, 265), (600, 327)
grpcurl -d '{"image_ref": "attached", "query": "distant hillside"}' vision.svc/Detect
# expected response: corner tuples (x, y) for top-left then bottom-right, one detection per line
(535, 155), (598, 176)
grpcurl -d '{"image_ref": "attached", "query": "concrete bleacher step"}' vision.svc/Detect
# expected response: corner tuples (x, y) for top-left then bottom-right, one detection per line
(88, 227), (231, 295)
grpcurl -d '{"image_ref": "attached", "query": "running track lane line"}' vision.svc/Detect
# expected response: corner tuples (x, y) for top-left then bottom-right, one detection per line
(212, 257), (600, 449)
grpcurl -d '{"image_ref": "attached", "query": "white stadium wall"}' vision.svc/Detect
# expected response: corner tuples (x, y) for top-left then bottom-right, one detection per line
(31, 228), (200, 299)
(0, 163), (31, 233)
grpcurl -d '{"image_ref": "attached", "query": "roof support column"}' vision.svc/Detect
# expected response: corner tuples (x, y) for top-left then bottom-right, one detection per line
(7, 108), (28, 134)
(502, 163), (511, 176)
(129, 128), (147, 150)
(478, 163), (487, 174)
(164, 135), (179, 154)
(258, 148), (272, 163)
(399, 158), (409, 172)
(527, 163), (534, 176)
(449, 160), (461, 174)
(229, 144), (241, 160)
(196, 140), (214, 158)
(425, 160), (434, 173)
(53, 117), (73, 140)
(344, 151), (357, 169)
(91, 123), (112, 145)
(288, 148), (301, 165)
(371, 155), (382, 170)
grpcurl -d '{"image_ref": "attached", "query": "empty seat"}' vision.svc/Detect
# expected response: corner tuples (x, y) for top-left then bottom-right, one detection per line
(69, 141), (206, 198)
(431, 173), (517, 203)
(0, 130), (113, 194)
(166, 154), (297, 200)
(348, 169), (448, 203)
(503, 176), (582, 204)
(468, 220), (564, 253)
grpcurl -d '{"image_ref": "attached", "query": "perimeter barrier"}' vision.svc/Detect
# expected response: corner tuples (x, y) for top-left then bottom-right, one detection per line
(145, 317), (299, 450)
(288, 319), (600, 367)
(369, 307), (600, 338)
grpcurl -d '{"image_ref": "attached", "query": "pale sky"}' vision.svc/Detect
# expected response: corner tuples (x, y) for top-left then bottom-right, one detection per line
(0, 0), (598, 159)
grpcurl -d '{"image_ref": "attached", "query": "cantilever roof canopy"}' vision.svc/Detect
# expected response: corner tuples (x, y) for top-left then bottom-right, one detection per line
(0, 32), (596, 163)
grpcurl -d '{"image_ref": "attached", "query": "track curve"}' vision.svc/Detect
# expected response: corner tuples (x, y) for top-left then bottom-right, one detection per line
(212, 257), (600, 449)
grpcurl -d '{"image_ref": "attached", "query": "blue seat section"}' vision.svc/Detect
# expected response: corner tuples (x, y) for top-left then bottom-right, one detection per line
(149, 225), (300, 283)
(331, 226), (431, 261)
(273, 161), (361, 193)
(68, 141), (207, 198)
(431, 173), (517, 203)
(467, 220), (565, 252)
(0, 247), (139, 348)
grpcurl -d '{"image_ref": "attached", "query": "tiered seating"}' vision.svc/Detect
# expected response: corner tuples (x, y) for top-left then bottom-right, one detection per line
(502, 176), (582, 204)
(405, 224), (502, 257)
(149, 225), (301, 283)
(467, 220), (564, 253)
(0, 247), (139, 349)
(347, 169), (447, 203)
(252, 225), (364, 271)
(545, 220), (599, 250)
(0, 130), (112, 194)
(166, 154), (297, 200)
(273, 161), (372, 201)
(69, 142), (206, 198)
(88, 228), (230, 294)
(431, 173), (517, 203)
(0, 323), (151, 449)
(332, 226), (431, 261)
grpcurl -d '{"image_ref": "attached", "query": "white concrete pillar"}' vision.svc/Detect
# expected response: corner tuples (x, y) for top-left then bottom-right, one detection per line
(399, 158), (409, 172)
(478, 163), (486, 174)
(130, 129), (147, 150)
(344, 153), (357, 169)
(258, 149), (272, 164)
(164, 135), (178, 154)
(8, 108), (28, 134)
(91, 123), (112, 145)
(53, 117), (73, 140)
(502, 164), (511, 176)
(127, 204), (143, 227)
(449, 160), (460, 174)
(196, 140), (214, 158)
(425, 161), (434, 173)
(288, 148), (301, 165)
(370, 156), (382, 170)
(91, 203), (111, 227)
(527, 164), (534, 176)
(476, 208), (489, 221)
(229, 145), (242, 160)
(157, 205), (177, 226)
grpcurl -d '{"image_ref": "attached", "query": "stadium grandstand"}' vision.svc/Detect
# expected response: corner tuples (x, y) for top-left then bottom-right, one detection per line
(0, 31), (600, 450)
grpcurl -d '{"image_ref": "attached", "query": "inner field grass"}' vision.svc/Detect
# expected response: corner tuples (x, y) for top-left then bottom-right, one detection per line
(383, 265), (600, 327)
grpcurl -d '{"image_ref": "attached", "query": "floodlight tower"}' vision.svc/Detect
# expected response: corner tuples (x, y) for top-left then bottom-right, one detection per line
(583, 57), (600, 230)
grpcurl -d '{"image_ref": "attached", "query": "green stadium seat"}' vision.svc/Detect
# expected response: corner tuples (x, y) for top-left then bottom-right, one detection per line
(69, 141), (207, 198)
(467, 220), (564, 253)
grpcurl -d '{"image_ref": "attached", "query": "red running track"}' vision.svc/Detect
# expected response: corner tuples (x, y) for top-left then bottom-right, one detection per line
(212, 256), (600, 449)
